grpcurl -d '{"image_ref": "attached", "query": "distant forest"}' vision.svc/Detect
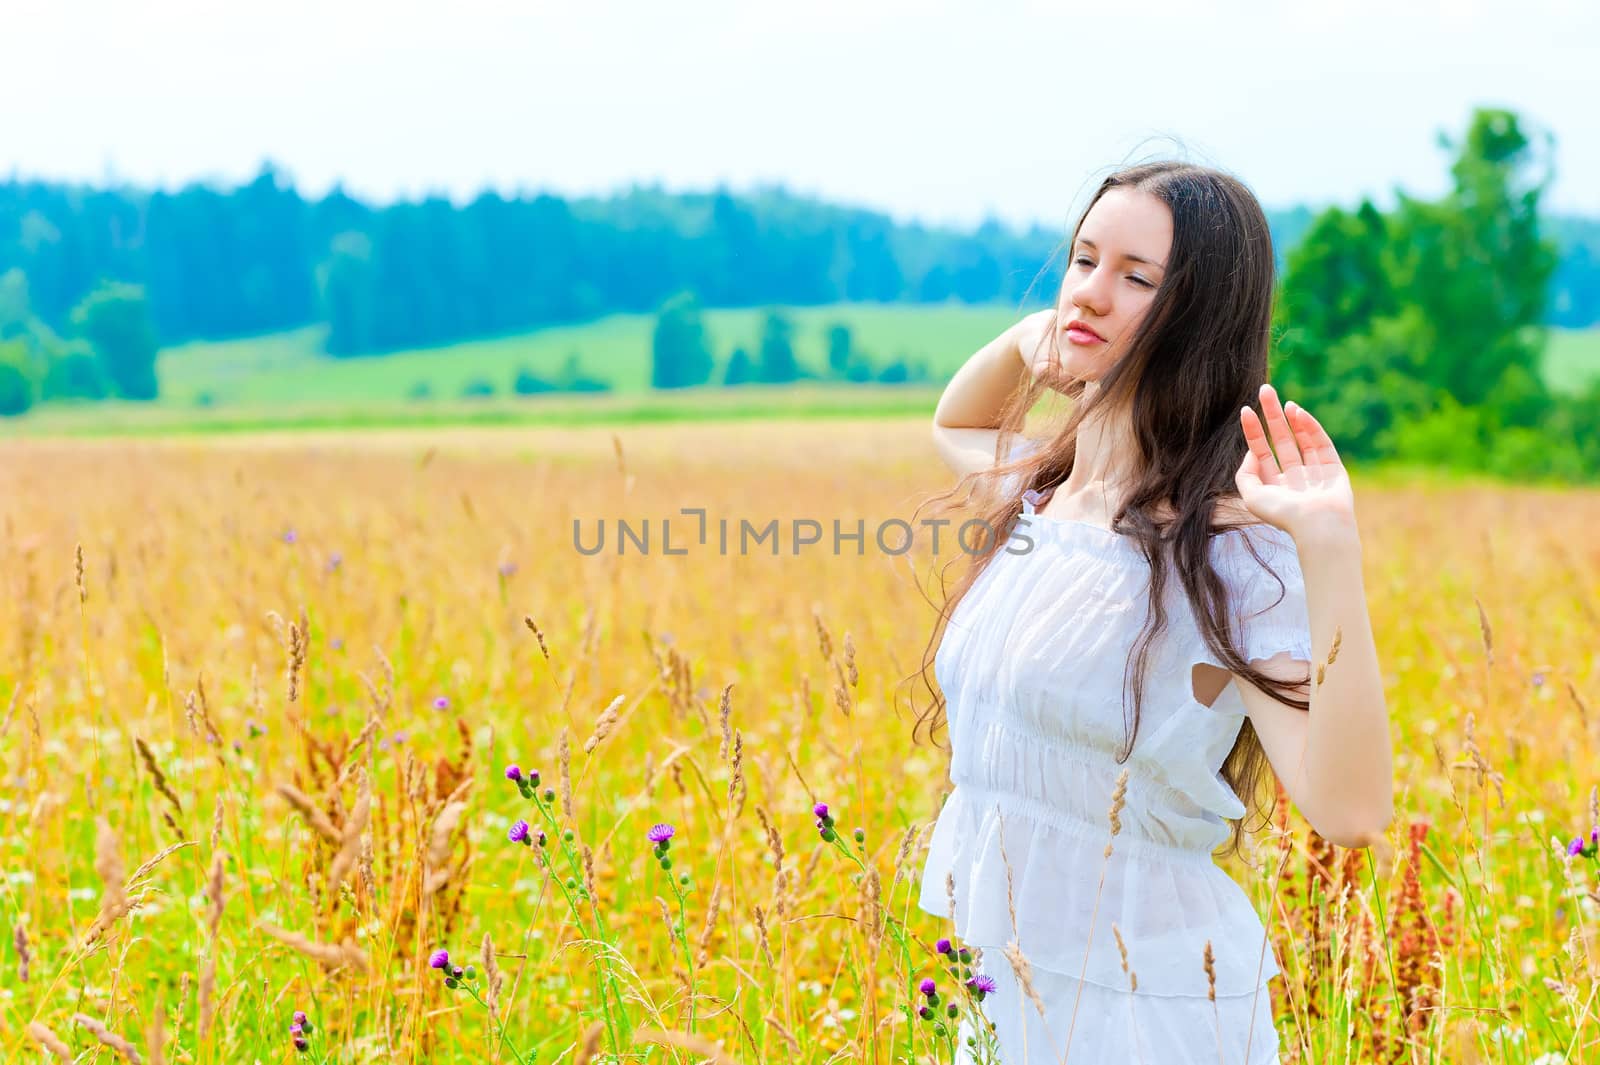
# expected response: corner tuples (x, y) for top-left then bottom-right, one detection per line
(4, 164), (1595, 363)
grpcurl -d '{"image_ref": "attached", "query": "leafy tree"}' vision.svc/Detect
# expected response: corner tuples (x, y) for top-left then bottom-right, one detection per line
(756, 309), (798, 383)
(0, 340), (35, 415)
(723, 346), (755, 386)
(70, 281), (159, 400)
(825, 323), (853, 378)
(513, 366), (558, 395)
(651, 291), (714, 389)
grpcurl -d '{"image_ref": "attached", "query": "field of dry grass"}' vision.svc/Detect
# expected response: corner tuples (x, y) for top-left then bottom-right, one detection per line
(4, 418), (1599, 1063)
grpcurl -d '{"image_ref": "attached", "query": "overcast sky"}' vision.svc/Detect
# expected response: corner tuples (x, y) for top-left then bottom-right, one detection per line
(4, 0), (1595, 231)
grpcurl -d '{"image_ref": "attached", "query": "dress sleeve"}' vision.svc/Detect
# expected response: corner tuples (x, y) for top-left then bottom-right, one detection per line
(1211, 524), (1315, 666)
(998, 436), (1038, 499)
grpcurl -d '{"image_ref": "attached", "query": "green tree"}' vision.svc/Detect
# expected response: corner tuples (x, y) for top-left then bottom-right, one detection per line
(651, 291), (714, 389)
(723, 346), (755, 386)
(825, 322), (853, 378)
(71, 281), (159, 400)
(756, 309), (798, 383)
(0, 340), (35, 416)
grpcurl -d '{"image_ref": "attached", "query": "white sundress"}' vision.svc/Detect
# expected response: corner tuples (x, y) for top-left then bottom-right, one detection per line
(918, 449), (1313, 1065)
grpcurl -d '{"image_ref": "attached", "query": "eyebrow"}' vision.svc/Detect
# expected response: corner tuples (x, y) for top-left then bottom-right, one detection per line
(1077, 238), (1166, 269)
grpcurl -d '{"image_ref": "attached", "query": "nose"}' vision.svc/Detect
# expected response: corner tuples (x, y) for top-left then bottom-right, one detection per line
(1066, 265), (1113, 321)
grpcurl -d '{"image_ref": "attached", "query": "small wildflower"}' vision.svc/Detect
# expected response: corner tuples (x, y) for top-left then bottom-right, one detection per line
(919, 977), (937, 997)
(429, 949), (450, 970)
(814, 802), (829, 820)
(918, 1005), (933, 1021)
(1532, 670), (1546, 687)
(536, 829), (547, 847)
(283, 528), (297, 544)
(935, 937), (952, 957)
(509, 820), (531, 845)
(452, 966), (464, 979)
(967, 974), (997, 998)
(433, 695), (450, 711)
(292, 1010), (307, 1028)
(648, 823), (675, 845)
(294, 1034), (309, 1053)
(505, 765), (523, 782)
(330, 636), (344, 650)
(1569, 837), (1586, 858)
(498, 561), (518, 577)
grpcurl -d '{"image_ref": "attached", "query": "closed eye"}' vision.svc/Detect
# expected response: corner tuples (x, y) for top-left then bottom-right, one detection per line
(1073, 256), (1154, 288)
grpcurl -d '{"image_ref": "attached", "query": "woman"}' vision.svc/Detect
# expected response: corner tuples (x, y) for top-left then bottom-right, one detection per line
(911, 161), (1395, 1064)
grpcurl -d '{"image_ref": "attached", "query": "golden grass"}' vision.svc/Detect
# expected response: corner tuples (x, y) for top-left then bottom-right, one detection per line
(3, 417), (1599, 1063)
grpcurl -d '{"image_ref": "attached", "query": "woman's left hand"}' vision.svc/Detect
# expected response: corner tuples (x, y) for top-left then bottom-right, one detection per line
(1235, 383), (1359, 542)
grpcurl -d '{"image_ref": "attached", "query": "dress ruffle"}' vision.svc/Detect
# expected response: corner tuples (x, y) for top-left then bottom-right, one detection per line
(918, 781), (1282, 998)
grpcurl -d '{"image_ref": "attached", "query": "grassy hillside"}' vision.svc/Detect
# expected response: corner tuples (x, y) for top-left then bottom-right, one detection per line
(154, 303), (1035, 406)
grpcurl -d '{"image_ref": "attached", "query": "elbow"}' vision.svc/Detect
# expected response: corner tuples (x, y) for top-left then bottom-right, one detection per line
(1318, 803), (1395, 850)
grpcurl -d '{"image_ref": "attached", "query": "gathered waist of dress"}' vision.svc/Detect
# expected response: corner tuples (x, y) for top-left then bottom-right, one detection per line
(946, 712), (1239, 858)
(950, 783), (1223, 866)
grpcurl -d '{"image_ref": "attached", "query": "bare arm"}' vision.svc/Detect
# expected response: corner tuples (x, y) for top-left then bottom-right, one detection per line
(931, 309), (1055, 477)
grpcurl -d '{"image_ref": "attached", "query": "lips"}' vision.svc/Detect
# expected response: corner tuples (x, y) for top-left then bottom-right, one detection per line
(1065, 318), (1105, 341)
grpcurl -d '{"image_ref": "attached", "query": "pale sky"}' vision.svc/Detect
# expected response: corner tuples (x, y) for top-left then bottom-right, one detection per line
(4, 0), (1596, 230)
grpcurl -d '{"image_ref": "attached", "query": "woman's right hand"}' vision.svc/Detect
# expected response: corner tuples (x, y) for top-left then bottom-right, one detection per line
(1015, 309), (1076, 393)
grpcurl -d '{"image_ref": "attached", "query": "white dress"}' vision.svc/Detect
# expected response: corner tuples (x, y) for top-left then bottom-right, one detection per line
(918, 449), (1312, 1065)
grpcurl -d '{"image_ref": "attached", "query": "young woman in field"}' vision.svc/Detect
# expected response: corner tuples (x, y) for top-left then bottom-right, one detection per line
(914, 161), (1395, 1064)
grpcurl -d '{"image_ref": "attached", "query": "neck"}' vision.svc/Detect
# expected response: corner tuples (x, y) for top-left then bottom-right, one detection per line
(1058, 382), (1141, 505)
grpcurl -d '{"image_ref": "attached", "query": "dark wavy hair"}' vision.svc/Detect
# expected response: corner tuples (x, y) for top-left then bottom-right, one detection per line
(902, 160), (1308, 861)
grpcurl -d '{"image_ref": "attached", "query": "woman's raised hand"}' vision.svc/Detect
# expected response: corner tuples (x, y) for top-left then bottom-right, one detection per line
(1235, 383), (1359, 541)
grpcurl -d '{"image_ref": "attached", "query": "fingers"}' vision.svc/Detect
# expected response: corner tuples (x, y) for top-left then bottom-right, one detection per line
(1258, 384), (1304, 473)
(1238, 405), (1280, 484)
(1288, 402), (1342, 469)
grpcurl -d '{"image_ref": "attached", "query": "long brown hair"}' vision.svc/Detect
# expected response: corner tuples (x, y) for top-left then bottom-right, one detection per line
(903, 160), (1307, 861)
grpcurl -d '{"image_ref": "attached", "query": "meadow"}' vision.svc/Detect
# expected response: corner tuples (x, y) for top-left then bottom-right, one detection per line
(5, 417), (1600, 1063)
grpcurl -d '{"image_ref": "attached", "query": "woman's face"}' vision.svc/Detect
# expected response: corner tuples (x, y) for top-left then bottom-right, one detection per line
(1054, 187), (1173, 382)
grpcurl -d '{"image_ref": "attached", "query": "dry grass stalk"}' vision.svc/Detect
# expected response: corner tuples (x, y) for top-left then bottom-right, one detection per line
(1001, 939), (1047, 1020)
(286, 615), (307, 703)
(573, 1020), (606, 1065)
(945, 870), (957, 923)
(198, 849), (225, 1042)
(764, 1012), (801, 1055)
(480, 932), (503, 1013)
(276, 785), (341, 844)
(328, 792), (371, 895)
(889, 821), (919, 885)
(1473, 596), (1493, 665)
(27, 1021), (72, 1062)
(860, 866), (884, 948)
(583, 694), (627, 755)
(135, 737), (184, 817)
(1112, 922), (1137, 992)
(148, 999), (166, 1065)
(755, 805), (785, 872)
(558, 727), (574, 819)
(634, 1026), (741, 1065)
(718, 683), (734, 761)
(523, 614), (552, 661)
(74, 1012), (143, 1062)
(14, 923), (29, 982)
(696, 881), (724, 968)
(1315, 624), (1344, 687)
(423, 800), (468, 894)
(727, 729), (746, 817)
(258, 923), (369, 972)
(75, 542), (87, 603)
(753, 904), (775, 967)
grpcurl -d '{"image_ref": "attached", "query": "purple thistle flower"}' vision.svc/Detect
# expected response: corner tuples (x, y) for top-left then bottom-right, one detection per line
(527, 769), (540, 787)
(292, 1010), (307, 1027)
(1569, 837), (1585, 857)
(282, 528), (297, 544)
(935, 937), (952, 956)
(967, 974), (998, 995)
(498, 560), (518, 577)
(919, 977), (937, 996)
(294, 1034), (309, 1052)
(429, 949), (450, 970)
(648, 823), (675, 844)
(290, 1023), (303, 1036)
(505, 765), (523, 782)
(813, 802), (829, 820)
(509, 820), (531, 844)
(1532, 670), (1547, 687)
(536, 829), (547, 846)
(433, 695), (450, 711)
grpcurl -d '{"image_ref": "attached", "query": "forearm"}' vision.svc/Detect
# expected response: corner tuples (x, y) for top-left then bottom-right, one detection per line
(932, 320), (1029, 429)
(1294, 520), (1395, 844)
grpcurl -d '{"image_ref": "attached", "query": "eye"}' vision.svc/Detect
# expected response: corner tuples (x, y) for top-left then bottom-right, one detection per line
(1131, 276), (1155, 289)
